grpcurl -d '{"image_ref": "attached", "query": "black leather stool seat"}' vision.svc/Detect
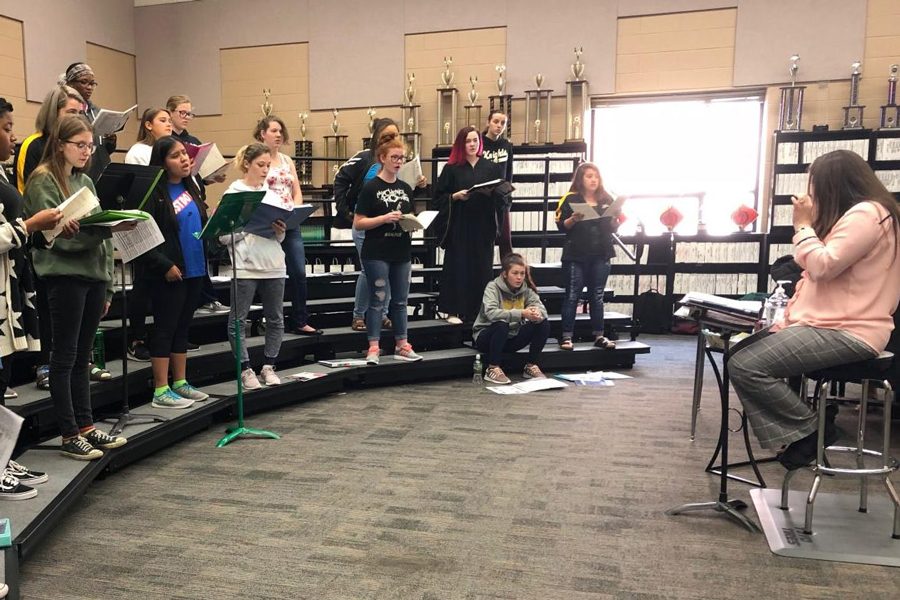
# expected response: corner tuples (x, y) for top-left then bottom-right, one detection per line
(805, 351), (893, 383)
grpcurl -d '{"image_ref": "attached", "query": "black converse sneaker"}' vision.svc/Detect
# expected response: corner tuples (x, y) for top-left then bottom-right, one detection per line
(0, 469), (37, 500)
(82, 428), (127, 450)
(6, 459), (48, 485)
(59, 436), (103, 461)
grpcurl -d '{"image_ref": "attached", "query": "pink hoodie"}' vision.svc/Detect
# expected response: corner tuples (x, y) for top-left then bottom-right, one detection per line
(775, 201), (900, 352)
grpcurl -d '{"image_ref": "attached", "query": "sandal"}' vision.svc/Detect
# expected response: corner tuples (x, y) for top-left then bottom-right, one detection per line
(89, 364), (112, 381)
(594, 336), (616, 350)
(559, 337), (574, 351)
(351, 317), (366, 331)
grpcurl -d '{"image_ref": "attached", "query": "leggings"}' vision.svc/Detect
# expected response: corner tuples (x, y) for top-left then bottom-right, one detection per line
(146, 276), (203, 358)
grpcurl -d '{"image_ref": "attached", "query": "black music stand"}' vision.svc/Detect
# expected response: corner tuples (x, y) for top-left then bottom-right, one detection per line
(95, 163), (167, 436)
(666, 294), (763, 532)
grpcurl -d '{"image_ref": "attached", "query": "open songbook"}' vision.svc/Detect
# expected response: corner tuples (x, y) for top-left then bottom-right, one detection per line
(44, 186), (101, 242)
(184, 142), (230, 180)
(91, 104), (138, 137)
(569, 193), (626, 221)
(397, 210), (439, 232)
(678, 292), (762, 330)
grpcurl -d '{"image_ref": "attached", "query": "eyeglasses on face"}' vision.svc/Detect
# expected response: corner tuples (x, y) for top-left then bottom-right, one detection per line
(74, 79), (99, 88)
(64, 140), (96, 154)
(176, 110), (195, 119)
(387, 154), (406, 163)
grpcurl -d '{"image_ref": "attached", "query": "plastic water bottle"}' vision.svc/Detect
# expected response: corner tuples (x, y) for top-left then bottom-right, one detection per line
(763, 280), (790, 327)
(92, 328), (105, 369)
(472, 354), (483, 384)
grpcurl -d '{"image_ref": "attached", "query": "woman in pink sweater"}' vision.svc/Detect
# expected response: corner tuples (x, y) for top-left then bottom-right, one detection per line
(730, 150), (900, 470)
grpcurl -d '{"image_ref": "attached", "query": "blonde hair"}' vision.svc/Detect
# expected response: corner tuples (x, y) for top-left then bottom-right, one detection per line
(166, 95), (191, 113)
(233, 143), (269, 173)
(35, 85), (85, 136)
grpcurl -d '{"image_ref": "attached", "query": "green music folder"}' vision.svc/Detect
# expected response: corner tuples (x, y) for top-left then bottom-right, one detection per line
(195, 190), (265, 240)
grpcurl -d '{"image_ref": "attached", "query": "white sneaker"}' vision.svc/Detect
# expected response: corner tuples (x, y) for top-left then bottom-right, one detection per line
(259, 365), (281, 386)
(366, 349), (380, 365)
(241, 368), (262, 390)
(446, 316), (463, 325)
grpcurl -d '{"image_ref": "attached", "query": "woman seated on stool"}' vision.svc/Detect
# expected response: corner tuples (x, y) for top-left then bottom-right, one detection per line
(730, 150), (900, 470)
(472, 253), (549, 385)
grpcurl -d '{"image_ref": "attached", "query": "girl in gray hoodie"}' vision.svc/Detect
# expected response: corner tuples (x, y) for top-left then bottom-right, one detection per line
(472, 253), (549, 384)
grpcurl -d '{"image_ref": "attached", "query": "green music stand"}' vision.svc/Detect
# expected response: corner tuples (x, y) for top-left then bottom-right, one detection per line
(198, 191), (281, 447)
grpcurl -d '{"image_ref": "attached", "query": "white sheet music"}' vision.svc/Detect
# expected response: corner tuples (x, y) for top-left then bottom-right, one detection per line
(0, 405), (23, 469)
(45, 186), (100, 242)
(112, 218), (165, 263)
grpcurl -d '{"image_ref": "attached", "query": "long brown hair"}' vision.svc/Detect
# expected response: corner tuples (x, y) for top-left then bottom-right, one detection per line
(32, 115), (93, 197)
(808, 150), (900, 254)
(136, 107), (170, 144)
(568, 162), (603, 199)
(501, 252), (537, 291)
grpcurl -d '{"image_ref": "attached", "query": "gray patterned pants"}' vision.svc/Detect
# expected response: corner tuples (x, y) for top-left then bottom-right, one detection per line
(729, 326), (876, 450)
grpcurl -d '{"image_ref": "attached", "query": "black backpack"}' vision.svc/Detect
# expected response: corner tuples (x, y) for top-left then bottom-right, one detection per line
(633, 288), (671, 334)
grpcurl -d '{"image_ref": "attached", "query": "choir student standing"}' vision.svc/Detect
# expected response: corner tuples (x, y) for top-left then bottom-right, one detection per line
(220, 143), (286, 389)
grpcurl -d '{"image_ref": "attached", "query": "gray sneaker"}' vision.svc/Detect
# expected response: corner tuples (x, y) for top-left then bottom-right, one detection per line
(172, 382), (210, 401)
(152, 388), (194, 409)
(241, 368), (262, 390)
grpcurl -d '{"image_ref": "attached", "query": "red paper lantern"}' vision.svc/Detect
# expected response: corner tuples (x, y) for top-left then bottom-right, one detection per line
(731, 204), (759, 231)
(659, 205), (683, 231)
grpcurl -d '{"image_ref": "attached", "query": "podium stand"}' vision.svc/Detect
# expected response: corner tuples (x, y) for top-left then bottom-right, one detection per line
(665, 294), (764, 532)
(96, 163), (167, 436)
(197, 191), (281, 447)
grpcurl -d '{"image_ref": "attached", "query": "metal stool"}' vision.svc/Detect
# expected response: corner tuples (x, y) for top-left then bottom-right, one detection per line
(780, 351), (899, 538)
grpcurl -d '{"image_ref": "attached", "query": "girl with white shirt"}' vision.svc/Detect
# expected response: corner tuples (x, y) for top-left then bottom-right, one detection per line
(220, 143), (286, 389)
(125, 108), (173, 165)
(252, 115), (319, 336)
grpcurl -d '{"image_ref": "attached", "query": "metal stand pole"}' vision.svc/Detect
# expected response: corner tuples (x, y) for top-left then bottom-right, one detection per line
(216, 226), (280, 447)
(107, 260), (167, 436)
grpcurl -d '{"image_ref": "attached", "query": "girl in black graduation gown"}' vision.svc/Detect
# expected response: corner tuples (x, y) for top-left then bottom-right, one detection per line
(434, 126), (503, 323)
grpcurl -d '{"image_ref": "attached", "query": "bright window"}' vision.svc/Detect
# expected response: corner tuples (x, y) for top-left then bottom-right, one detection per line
(590, 94), (764, 236)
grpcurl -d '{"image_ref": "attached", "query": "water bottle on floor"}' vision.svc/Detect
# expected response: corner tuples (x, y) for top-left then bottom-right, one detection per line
(472, 354), (483, 384)
(92, 329), (105, 369)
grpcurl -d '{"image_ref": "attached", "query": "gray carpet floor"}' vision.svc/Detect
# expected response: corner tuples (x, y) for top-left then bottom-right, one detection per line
(19, 335), (900, 599)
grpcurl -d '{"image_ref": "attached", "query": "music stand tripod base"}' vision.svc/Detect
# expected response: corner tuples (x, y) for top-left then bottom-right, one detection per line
(216, 427), (280, 448)
(666, 499), (761, 533)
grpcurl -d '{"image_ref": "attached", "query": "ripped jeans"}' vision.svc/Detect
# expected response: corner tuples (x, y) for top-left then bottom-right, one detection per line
(361, 259), (411, 343)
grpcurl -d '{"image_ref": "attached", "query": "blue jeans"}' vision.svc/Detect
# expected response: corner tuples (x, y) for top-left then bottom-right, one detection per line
(353, 227), (388, 319)
(281, 228), (309, 327)
(362, 259), (411, 342)
(561, 258), (611, 338)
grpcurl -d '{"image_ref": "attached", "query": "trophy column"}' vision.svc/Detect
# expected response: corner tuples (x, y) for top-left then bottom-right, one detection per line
(401, 103), (422, 159)
(323, 135), (348, 183)
(565, 79), (589, 141)
(489, 94), (514, 140)
(293, 140), (313, 186)
(524, 88), (553, 145)
(842, 61), (865, 130)
(880, 64), (899, 130)
(436, 87), (459, 146)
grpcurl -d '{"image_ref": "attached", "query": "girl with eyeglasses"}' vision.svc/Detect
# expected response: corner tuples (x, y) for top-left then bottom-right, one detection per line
(335, 118), (402, 331)
(253, 115), (320, 336)
(14, 85), (86, 391)
(125, 108), (173, 166)
(63, 62), (116, 183)
(136, 136), (211, 410)
(23, 116), (134, 460)
(165, 94), (230, 319)
(353, 137), (423, 364)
